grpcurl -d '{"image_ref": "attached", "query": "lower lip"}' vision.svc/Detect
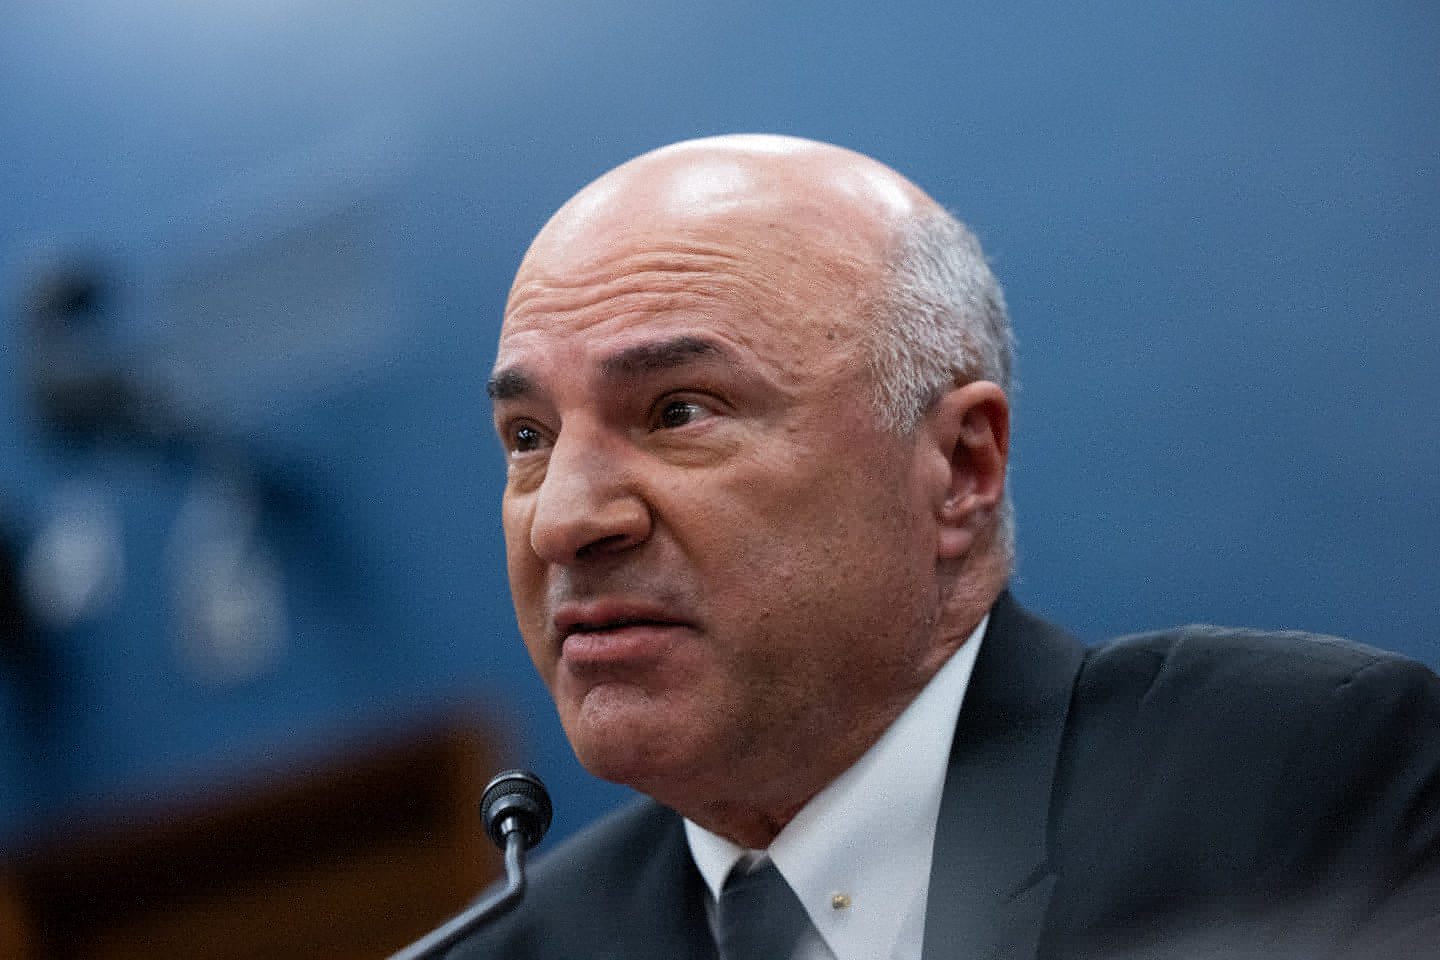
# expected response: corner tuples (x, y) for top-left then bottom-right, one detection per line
(561, 623), (688, 668)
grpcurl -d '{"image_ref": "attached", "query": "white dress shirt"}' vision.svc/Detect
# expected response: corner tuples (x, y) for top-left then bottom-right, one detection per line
(685, 615), (988, 960)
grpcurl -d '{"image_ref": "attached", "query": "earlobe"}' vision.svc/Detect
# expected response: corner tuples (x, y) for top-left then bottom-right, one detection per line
(927, 381), (1009, 561)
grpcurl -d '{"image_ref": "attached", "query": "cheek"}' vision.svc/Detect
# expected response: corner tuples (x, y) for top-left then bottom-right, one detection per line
(501, 495), (537, 579)
(709, 444), (926, 627)
(501, 501), (551, 658)
(753, 456), (914, 556)
(695, 479), (893, 624)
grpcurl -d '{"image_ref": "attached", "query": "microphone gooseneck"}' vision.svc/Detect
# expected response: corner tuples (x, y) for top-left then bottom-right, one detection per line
(387, 769), (552, 960)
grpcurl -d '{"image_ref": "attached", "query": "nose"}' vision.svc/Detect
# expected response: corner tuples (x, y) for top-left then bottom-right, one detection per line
(528, 426), (652, 565)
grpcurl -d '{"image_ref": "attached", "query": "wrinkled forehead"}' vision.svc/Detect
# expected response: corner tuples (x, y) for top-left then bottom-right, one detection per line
(496, 211), (871, 384)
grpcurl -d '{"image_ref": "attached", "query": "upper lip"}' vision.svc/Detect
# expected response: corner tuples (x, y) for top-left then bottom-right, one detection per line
(553, 599), (694, 641)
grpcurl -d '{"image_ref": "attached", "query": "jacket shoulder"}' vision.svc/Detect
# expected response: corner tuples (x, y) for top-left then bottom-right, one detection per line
(1077, 623), (1440, 717)
(1051, 624), (1440, 951)
(1069, 623), (1440, 773)
(1089, 622), (1412, 685)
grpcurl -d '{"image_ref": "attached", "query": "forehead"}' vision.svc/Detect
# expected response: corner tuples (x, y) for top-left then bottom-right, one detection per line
(491, 287), (806, 406)
(494, 216), (873, 389)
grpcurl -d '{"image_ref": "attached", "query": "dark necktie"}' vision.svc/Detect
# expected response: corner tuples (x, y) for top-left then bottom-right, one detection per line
(715, 858), (815, 960)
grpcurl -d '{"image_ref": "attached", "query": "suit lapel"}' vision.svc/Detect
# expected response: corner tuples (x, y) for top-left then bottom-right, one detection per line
(923, 593), (1084, 960)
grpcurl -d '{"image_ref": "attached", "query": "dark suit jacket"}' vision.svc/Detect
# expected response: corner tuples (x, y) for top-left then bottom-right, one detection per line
(446, 593), (1440, 959)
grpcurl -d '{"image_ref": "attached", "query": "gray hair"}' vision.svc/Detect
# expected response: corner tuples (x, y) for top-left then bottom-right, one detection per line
(864, 208), (1017, 562)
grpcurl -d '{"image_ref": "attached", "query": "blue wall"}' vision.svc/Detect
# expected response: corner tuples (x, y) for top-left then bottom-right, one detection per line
(2, 0), (1437, 851)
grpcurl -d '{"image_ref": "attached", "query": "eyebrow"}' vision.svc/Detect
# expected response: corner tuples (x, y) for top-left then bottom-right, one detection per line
(487, 335), (730, 402)
(486, 367), (534, 401)
(600, 335), (728, 381)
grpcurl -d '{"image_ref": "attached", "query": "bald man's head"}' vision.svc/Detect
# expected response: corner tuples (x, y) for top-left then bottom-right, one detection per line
(492, 136), (1014, 831)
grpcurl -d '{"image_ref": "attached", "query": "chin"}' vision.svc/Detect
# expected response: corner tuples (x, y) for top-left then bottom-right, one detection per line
(575, 741), (680, 793)
(561, 682), (715, 788)
(567, 722), (696, 795)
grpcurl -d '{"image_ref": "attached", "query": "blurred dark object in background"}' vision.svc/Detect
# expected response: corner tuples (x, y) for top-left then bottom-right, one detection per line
(20, 255), (315, 494)
(23, 260), (179, 454)
(0, 716), (500, 960)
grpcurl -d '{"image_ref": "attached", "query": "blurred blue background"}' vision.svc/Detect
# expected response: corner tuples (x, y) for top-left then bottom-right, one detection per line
(1, 0), (1436, 855)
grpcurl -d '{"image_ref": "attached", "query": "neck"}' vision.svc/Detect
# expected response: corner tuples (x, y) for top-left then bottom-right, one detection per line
(687, 797), (809, 850)
(664, 681), (929, 848)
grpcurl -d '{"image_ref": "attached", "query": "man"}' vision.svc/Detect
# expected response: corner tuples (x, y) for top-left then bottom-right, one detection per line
(458, 135), (1440, 958)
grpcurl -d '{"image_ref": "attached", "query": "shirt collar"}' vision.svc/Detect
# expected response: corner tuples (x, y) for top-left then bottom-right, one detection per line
(685, 614), (987, 960)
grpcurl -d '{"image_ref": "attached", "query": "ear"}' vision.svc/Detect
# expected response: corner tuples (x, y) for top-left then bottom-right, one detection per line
(922, 381), (1010, 561)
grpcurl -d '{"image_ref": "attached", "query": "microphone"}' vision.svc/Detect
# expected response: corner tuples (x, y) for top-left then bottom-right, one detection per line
(481, 768), (552, 850)
(388, 770), (553, 960)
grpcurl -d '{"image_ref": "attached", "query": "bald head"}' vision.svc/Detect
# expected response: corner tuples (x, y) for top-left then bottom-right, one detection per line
(516, 134), (942, 292)
(509, 133), (1011, 433)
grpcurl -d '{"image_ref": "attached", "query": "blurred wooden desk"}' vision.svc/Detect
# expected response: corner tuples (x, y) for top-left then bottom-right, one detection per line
(0, 718), (500, 960)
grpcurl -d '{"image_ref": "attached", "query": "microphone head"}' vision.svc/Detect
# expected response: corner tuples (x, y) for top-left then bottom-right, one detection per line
(480, 769), (553, 851)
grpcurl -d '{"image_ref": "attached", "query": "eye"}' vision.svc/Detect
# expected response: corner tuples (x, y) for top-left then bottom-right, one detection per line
(504, 421), (549, 454)
(654, 398), (710, 430)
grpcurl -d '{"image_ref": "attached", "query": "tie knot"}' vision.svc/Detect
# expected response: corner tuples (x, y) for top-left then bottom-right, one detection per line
(716, 859), (814, 960)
